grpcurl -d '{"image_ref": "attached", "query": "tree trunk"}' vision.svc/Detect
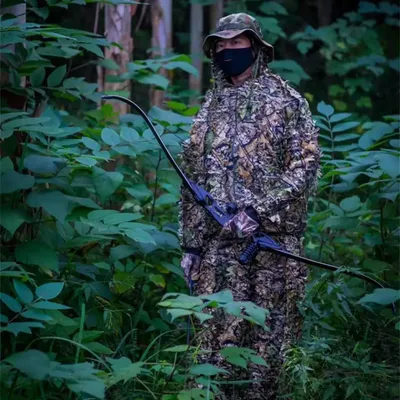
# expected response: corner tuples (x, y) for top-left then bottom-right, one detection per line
(318, 0), (333, 26)
(210, 0), (224, 28)
(99, 5), (136, 115)
(189, 2), (204, 104)
(150, 0), (172, 108)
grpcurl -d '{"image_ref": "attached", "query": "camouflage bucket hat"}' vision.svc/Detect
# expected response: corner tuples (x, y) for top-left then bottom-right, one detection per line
(202, 13), (274, 62)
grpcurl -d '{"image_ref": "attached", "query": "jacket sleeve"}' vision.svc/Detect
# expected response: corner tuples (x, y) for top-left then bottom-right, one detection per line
(178, 94), (212, 254)
(242, 97), (320, 219)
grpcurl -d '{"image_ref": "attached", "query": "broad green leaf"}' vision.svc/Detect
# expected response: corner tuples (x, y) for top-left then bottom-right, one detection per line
(136, 73), (169, 89)
(0, 170), (35, 194)
(363, 259), (391, 273)
(110, 245), (136, 261)
(30, 67), (45, 86)
(73, 330), (103, 343)
(101, 127), (120, 146)
(81, 43), (104, 57)
(167, 308), (193, 322)
(113, 271), (136, 293)
(85, 342), (113, 354)
(332, 121), (360, 133)
(36, 282), (64, 300)
(125, 228), (155, 244)
(164, 61), (199, 77)
(189, 363), (229, 376)
(21, 309), (53, 321)
(260, 2), (288, 15)
(4, 321), (44, 336)
(92, 167), (123, 199)
(126, 185), (153, 202)
(155, 193), (178, 206)
(68, 379), (105, 400)
(24, 155), (64, 174)
(317, 101), (334, 118)
(88, 209), (119, 221)
(0, 292), (22, 313)
(149, 274), (166, 288)
(108, 362), (145, 386)
(5, 350), (50, 379)
(340, 196), (361, 212)
(376, 153), (400, 178)
(76, 156), (97, 167)
(27, 190), (69, 222)
(329, 113), (352, 123)
(121, 127), (139, 143)
(0, 156), (14, 173)
(31, 301), (70, 310)
(82, 137), (101, 152)
(0, 207), (29, 236)
(358, 289), (400, 305)
(0, 314), (8, 323)
(47, 65), (67, 87)
(103, 212), (142, 225)
(15, 241), (58, 271)
(13, 280), (34, 304)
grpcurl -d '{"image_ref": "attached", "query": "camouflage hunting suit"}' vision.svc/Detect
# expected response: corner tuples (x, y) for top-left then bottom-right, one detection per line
(178, 15), (320, 400)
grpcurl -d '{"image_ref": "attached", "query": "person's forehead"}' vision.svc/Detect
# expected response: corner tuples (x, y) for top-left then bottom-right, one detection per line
(215, 33), (249, 42)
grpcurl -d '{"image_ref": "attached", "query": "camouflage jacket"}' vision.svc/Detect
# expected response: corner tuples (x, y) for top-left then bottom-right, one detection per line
(179, 67), (320, 252)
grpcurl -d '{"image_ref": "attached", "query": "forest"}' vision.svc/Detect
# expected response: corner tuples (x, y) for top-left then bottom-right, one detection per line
(0, 0), (399, 399)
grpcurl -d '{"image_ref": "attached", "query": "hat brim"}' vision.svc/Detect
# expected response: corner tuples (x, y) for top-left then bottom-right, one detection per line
(202, 29), (274, 61)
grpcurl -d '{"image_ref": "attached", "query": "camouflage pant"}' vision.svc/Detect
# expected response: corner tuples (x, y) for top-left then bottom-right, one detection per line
(188, 234), (308, 400)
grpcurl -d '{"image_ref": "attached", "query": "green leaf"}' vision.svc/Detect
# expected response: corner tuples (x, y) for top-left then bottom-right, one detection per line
(31, 67), (46, 86)
(340, 196), (361, 212)
(68, 379), (105, 399)
(103, 212), (143, 225)
(163, 345), (195, 352)
(0, 170), (35, 194)
(0, 314), (8, 323)
(92, 167), (123, 199)
(358, 288), (400, 305)
(121, 127), (139, 143)
(85, 342), (113, 354)
(4, 321), (44, 336)
(317, 101), (334, 118)
(21, 309), (53, 321)
(27, 191), (69, 222)
(167, 308), (193, 322)
(108, 361), (145, 386)
(376, 153), (400, 178)
(5, 350), (50, 379)
(82, 137), (101, 152)
(136, 73), (169, 89)
(149, 274), (166, 288)
(125, 228), (155, 244)
(24, 155), (64, 174)
(329, 113), (352, 123)
(0, 292), (22, 313)
(189, 363), (229, 376)
(15, 241), (58, 271)
(76, 156), (97, 167)
(164, 61), (199, 77)
(73, 330), (103, 343)
(36, 282), (64, 300)
(88, 209), (119, 221)
(110, 245), (136, 261)
(0, 156), (14, 173)
(13, 280), (34, 304)
(332, 121), (360, 133)
(47, 65), (67, 87)
(0, 207), (29, 235)
(31, 301), (70, 310)
(260, 2), (288, 15)
(101, 127), (120, 146)
(81, 43), (104, 57)
(126, 185), (153, 202)
(98, 58), (120, 70)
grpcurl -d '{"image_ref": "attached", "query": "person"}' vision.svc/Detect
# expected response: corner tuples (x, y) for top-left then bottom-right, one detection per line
(178, 13), (320, 400)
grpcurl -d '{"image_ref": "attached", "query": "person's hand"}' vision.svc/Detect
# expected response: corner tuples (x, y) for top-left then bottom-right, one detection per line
(223, 208), (259, 238)
(181, 252), (202, 285)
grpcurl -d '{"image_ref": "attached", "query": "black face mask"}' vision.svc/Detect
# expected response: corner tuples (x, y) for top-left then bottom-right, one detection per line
(215, 47), (255, 78)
